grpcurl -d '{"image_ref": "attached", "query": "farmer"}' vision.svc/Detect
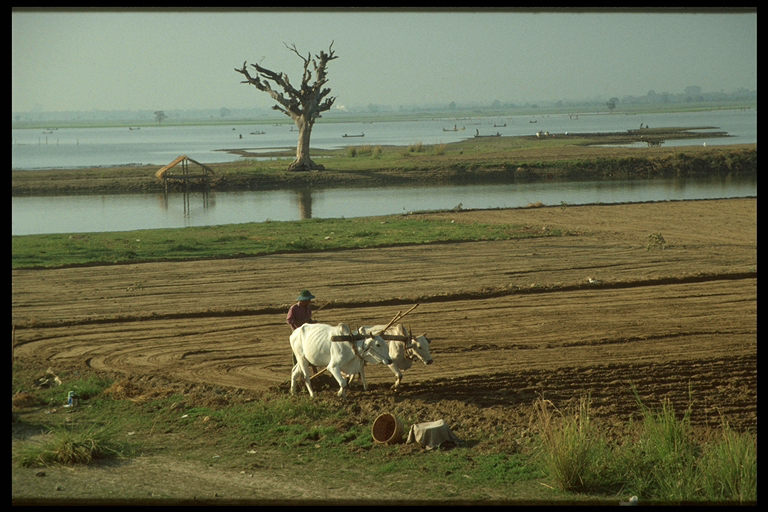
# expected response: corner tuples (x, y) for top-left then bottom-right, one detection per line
(287, 289), (316, 331)
(287, 289), (317, 370)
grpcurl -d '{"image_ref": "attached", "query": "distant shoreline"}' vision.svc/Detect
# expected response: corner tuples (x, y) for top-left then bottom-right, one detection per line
(11, 103), (756, 131)
(11, 131), (757, 197)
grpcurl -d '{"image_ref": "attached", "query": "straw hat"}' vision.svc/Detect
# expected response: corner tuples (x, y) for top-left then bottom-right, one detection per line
(296, 290), (315, 301)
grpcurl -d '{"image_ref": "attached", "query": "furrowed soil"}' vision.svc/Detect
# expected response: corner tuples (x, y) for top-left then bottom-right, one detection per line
(12, 198), (756, 504)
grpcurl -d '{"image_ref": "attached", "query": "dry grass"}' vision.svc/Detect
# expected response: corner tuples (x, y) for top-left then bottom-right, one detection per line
(12, 392), (40, 409)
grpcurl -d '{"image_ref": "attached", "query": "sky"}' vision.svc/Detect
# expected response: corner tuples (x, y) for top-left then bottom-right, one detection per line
(12, 8), (757, 113)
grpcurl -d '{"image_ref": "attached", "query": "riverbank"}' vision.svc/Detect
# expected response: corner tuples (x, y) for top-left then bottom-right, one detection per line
(11, 130), (756, 196)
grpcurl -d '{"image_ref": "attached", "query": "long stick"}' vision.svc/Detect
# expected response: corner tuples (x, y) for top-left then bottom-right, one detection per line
(389, 303), (420, 328)
(310, 367), (328, 380)
(374, 303), (420, 336)
(311, 302), (329, 321)
(376, 311), (402, 336)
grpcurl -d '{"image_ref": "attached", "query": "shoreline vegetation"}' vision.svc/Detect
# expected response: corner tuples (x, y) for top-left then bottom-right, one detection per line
(12, 128), (757, 197)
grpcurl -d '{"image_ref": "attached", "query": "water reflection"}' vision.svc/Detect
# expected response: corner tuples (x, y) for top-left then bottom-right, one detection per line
(295, 189), (313, 220)
(159, 188), (213, 218)
(11, 175), (756, 236)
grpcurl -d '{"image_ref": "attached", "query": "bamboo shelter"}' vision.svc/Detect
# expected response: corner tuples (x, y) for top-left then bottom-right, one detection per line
(155, 155), (215, 194)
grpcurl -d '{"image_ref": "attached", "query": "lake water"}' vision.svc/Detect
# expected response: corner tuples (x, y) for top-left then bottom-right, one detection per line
(11, 109), (756, 236)
(11, 109), (756, 170)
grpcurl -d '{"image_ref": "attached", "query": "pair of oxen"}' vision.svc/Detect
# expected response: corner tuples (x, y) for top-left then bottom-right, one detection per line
(289, 323), (433, 399)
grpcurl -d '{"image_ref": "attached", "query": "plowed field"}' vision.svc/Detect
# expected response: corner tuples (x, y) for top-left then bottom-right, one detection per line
(12, 199), (757, 435)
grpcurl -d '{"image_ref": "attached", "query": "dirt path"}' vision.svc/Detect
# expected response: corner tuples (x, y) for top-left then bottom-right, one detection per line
(12, 199), (756, 432)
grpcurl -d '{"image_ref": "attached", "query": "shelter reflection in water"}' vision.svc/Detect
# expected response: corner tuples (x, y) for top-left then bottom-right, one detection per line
(159, 188), (213, 220)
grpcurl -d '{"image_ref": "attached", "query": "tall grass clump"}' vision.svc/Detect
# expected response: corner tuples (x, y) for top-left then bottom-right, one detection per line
(696, 418), (757, 503)
(616, 386), (756, 503)
(625, 393), (700, 502)
(407, 141), (423, 153)
(533, 395), (611, 493)
(17, 424), (130, 467)
(532, 388), (757, 503)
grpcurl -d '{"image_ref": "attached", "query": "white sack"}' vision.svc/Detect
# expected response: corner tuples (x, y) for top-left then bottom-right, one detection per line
(406, 419), (462, 449)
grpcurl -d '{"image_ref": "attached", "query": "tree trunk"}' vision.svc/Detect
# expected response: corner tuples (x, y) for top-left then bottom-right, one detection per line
(287, 117), (324, 172)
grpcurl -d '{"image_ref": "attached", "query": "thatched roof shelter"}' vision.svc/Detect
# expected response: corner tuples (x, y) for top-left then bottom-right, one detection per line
(155, 155), (215, 180)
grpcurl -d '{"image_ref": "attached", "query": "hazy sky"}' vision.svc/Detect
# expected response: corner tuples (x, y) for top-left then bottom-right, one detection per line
(12, 8), (757, 113)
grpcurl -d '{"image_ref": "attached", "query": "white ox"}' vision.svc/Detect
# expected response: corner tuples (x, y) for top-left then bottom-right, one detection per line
(356, 324), (433, 390)
(290, 323), (391, 399)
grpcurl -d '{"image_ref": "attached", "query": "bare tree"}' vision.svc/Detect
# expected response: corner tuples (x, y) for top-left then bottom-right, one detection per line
(236, 42), (338, 171)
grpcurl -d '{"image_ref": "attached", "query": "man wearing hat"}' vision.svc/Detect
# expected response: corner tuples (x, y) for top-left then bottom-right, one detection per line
(287, 290), (317, 370)
(287, 289), (316, 331)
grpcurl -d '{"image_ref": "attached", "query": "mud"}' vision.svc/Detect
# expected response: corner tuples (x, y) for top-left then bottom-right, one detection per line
(12, 199), (757, 434)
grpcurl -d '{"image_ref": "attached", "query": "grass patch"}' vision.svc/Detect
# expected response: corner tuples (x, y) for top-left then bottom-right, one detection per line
(17, 424), (131, 468)
(12, 214), (559, 269)
(533, 395), (612, 494)
(697, 418), (757, 503)
(531, 390), (757, 504)
(12, 359), (756, 503)
(13, 140), (756, 197)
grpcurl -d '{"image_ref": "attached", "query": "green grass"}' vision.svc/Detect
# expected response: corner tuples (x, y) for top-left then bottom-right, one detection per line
(12, 360), (756, 503)
(16, 424), (132, 468)
(531, 390), (757, 504)
(12, 214), (561, 269)
(533, 395), (613, 494)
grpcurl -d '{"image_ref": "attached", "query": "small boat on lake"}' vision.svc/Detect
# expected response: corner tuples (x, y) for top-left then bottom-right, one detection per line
(474, 129), (501, 138)
(342, 133), (364, 138)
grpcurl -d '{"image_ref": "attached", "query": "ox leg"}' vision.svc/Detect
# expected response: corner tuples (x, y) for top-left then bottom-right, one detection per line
(358, 364), (369, 391)
(291, 362), (314, 396)
(327, 365), (348, 399)
(290, 363), (299, 395)
(389, 364), (403, 390)
(295, 358), (315, 397)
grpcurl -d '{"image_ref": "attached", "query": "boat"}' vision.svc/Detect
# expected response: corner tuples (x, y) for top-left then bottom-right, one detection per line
(250, 130), (266, 135)
(442, 125), (465, 132)
(474, 129), (501, 138)
(129, 127), (141, 130)
(342, 133), (364, 138)
(493, 123), (507, 127)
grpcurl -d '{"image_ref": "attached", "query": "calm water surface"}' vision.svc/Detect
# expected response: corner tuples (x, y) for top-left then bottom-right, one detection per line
(11, 109), (756, 236)
(12, 175), (756, 236)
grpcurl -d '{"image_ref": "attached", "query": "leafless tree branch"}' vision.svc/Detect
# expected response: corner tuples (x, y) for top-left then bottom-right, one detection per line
(236, 42), (338, 171)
